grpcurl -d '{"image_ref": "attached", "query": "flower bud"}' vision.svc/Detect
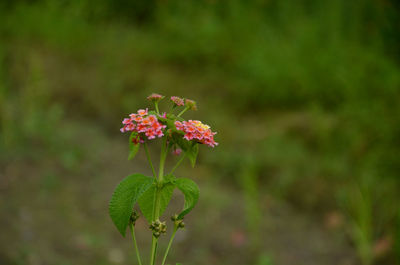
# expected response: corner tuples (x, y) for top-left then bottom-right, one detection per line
(170, 96), (184, 106)
(130, 211), (140, 225)
(184, 99), (197, 111)
(171, 214), (178, 221)
(173, 216), (185, 229)
(147, 93), (164, 103)
(150, 219), (167, 237)
(172, 148), (182, 156)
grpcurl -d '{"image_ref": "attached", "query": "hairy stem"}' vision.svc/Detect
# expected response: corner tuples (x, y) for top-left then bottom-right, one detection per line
(161, 226), (178, 265)
(130, 223), (143, 265)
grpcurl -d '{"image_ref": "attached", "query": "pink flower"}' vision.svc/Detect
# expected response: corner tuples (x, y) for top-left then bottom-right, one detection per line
(172, 148), (182, 156)
(137, 109), (148, 116)
(120, 109), (166, 141)
(122, 118), (132, 125)
(170, 96), (185, 106)
(174, 121), (184, 130)
(185, 99), (197, 111)
(147, 93), (164, 102)
(176, 119), (218, 147)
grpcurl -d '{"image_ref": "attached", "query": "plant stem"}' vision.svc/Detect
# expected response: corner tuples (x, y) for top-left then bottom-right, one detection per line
(177, 106), (189, 117)
(150, 137), (169, 265)
(158, 137), (168, 182)
(155, 102), (160, 114)
(169, 153), (186, 175)
(144, 142), (157, 178)
(150, 236), (158, 265)
(161, 226), (178, 265)
(130, 223), (143, 265)
(169, 105), (176, 114)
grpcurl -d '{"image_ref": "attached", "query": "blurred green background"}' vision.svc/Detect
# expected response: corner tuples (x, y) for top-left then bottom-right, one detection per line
(1, 0), (400, 264)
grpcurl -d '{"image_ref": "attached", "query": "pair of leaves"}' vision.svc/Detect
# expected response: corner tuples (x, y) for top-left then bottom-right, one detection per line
(109, 174), (199, 236)
(139, 176), (199, 221)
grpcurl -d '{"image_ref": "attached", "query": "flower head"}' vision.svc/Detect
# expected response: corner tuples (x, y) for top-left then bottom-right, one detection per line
(175, 120), (218, 147)
(147, 93), (164, 102)
(170, 96), (185, 106)
(185, 99), (197, 111)
(120, 109), (166, 141)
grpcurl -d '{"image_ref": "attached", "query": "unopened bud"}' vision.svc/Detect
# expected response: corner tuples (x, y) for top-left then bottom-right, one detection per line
(170, 96), (184, 106)
(185, 99), (197, 111)
(171, 214), (178, 221)
(130, 211), (140, 225)
(150, 219), (167, 237)
(147, 93), (164, 103)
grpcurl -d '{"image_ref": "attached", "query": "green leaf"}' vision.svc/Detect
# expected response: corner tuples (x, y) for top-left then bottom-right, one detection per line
(186, 143), (198, 167)
(172, 133), (199, 167)
(109, 174), (153, 236)
(128, 132), (140, 160)
(175, 178), (200, 219)
(138, 181), (176, 223)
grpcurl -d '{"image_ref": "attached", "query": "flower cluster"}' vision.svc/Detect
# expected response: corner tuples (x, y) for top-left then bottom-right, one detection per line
(170, 96), (184, 106)
(175, 120), (218, 147)
(120, 109), (166, 140)
(147, 93), (164, 102)
(184, 99), (197, 111)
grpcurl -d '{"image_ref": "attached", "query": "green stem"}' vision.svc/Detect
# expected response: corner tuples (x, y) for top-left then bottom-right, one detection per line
(158, 137), (168, 182)
(150, 236), (158, 265)
(144, 142), (157, 178)
(155, 102), (160, 114)
(161, 226), (178, 265)
(169, 105), (176, 115)
(177, 106), (189, 117)
(169, 153), (186, 175)
(130, 223), (143, 265)
(150, 137), (169, 265)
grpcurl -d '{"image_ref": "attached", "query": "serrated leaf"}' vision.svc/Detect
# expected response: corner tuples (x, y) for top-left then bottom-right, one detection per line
(175, 178), (200, 219)
(128, 132), (140, 160)
(138, 182), (176, 222)
(109, 174), (153, 236)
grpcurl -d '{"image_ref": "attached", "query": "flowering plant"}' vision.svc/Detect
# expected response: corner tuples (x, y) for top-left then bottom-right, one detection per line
(109, 94), (217, 265)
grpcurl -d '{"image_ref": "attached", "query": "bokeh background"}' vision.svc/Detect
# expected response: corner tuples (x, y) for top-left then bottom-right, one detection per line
(1, 0), (400, 265)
